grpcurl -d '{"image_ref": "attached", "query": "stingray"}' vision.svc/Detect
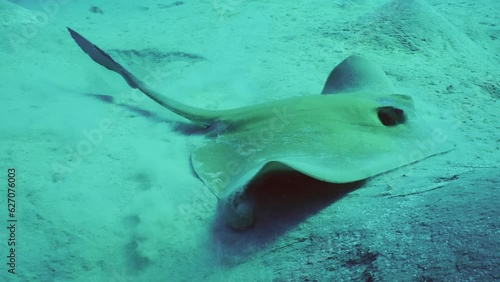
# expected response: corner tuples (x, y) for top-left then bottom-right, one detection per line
(67, 28), (454, 230)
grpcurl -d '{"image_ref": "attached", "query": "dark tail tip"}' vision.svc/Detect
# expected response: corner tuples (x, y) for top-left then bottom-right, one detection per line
(67, 27), (139, 89)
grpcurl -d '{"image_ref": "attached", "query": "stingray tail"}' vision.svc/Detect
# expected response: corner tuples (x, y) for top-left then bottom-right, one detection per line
(67, 27), (220, 127)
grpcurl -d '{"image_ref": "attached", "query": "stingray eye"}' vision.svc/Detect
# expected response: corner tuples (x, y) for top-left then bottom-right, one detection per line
(377, 106), (406, 126)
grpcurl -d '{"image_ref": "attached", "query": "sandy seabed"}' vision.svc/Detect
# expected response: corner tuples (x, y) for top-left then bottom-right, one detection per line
(0, 0), (498, 281)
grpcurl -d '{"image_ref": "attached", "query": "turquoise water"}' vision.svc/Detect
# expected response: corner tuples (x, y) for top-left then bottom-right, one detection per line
(0, 0), (499, 281)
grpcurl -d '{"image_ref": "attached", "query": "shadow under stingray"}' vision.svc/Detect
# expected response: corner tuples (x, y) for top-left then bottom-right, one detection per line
(209, 171), (365, 262)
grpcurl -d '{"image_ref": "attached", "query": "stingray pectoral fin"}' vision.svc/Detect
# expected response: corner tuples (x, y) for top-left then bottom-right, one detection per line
(278, 143), (455, 184)
(67, 27), (220, 126)
(194, 133), (454, 201)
